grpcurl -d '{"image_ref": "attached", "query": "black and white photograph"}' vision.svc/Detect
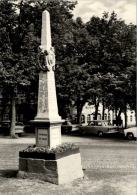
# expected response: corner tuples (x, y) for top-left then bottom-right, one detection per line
(0, 0), (136, 194)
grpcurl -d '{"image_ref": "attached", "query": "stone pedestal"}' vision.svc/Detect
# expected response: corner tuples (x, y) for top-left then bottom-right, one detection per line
(34, 121), (62, 148)
(18, 151), (84, 185)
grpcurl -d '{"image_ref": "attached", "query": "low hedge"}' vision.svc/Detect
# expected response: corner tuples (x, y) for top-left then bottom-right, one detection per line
(19, 143), (79, 160)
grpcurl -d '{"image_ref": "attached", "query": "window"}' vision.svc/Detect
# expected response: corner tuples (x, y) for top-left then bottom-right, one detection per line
(90, 114), (94, 121)
(87, 114), (91, 123)
(97, 122), (102, 126)
(81, 115), (85, 123)
(3, 114), (9, 121)
(104, 114), (107, 120)
(108, 113), (111, 121)
(102, 122), (108, 126)
(130, 115), (132, 122)
(98, 114), (101, 120)
(16, 114), (23, 122)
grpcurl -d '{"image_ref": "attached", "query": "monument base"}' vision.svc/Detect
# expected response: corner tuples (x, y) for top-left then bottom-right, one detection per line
(31, 119), (62, 148)
(18, 149), (84, 185)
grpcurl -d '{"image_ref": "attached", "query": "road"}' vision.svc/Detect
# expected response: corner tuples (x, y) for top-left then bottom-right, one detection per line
(63, 133), (137, 195)
(0, 133), (136, 194)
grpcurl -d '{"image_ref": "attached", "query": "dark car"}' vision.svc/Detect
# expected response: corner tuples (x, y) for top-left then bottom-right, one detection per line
(61, 120), (79, 134)
(0, 120), (24, 136)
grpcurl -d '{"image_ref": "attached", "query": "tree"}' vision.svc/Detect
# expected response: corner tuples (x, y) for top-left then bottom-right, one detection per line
(85, 12), (136, 125)
(16, 0), (78, 120)
(0, 0), (77, 136)
(56, 17), (94, 123)
(0, 0), (39, 137)
(56, 12), (136, 124)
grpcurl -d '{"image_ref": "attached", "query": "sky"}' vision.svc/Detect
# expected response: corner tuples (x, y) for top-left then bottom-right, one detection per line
(73, 0), (136, 24)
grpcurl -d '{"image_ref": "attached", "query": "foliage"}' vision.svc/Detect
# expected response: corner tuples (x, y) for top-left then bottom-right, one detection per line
(0, 1), (136, 127)
(56, 12), (136, 123)
(0, 0), (39, 87)
(0, 0), (77, 135)
(56, 17), (92, 121)
(85, 12), (136, 122)
(0, 0), (39, 137)
(22, 143), (79, 154)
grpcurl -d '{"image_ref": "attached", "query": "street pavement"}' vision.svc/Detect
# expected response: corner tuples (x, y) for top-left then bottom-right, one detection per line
(0, 133), (136, 195)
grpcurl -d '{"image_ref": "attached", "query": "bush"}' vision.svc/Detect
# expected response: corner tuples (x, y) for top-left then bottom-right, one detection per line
(22, 143), (79, 154)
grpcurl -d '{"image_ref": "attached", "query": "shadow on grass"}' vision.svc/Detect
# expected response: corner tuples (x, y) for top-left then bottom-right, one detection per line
(0, 169), (18, 178)
(65, 130), (126, 140)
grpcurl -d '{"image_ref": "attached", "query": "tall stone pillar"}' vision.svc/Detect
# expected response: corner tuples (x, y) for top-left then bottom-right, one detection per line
(18, 11), (84, 184)
(34, 10), (62, 148)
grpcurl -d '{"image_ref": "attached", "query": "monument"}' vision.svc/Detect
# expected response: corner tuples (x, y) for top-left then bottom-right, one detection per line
(18, 10), (84, 184)
(34, 10), (62, 148)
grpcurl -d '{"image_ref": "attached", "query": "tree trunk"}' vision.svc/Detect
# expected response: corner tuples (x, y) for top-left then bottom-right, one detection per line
(102, 99), (105, 120)
(94, 101), (99, 120)
(10, 94), (17, 138)
(76, 100), (84, 124)
(124, 105), (127, 129)
(116, 108), (122, 126)
(117, 109), (122, 119)
(135, 109), (137, 127)
(115, 109), (118, 119)
(77, 105), (82, 124)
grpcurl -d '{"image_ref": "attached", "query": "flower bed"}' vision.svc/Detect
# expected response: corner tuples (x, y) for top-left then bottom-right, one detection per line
(19, 143), (79, 160)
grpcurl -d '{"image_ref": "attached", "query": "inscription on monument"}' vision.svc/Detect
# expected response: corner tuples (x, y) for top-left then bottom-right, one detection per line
(37, 129), (49, 147)
(38, 73), (48, 114)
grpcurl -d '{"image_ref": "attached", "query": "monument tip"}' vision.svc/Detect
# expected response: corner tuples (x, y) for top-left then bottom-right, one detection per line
(43, 10), (49, 14)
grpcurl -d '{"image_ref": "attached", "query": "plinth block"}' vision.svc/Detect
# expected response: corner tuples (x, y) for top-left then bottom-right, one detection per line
(18, 152), (84, 185)
(32, 119), (62, 148)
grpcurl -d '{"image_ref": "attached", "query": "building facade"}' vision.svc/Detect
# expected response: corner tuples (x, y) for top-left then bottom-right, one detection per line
(72, 103), (136, 127)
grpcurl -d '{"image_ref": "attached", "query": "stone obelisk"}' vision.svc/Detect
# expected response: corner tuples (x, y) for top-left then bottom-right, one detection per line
(18, 11), (84, 184)
(34, 10), (62, 148)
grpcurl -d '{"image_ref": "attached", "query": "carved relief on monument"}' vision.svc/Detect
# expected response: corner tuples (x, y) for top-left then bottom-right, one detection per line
(38, 46), (55, 71)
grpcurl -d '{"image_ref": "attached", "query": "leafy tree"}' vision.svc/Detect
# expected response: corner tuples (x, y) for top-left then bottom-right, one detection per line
(17, 0), (78, 121)
(56, 12), (136, 124)
(56, 17), (94, 123)
(0, 0), (39, 137)
(0, 0), (37, 137)
(0, 0), (77, 136)
(85, 12), (136, 124)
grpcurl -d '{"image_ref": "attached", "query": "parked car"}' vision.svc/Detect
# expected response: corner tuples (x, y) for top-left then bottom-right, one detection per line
(0, 120), (24, 136)
(123, 127), (137, 140)
(24, 121), (35, 133)
(61, 120), (79, 134)
(79, 120), (119, 136)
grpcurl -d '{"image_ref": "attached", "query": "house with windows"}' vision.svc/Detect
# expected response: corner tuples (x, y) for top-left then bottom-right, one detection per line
(72, 102), (136, 127)
(0, 85), (136, 129)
